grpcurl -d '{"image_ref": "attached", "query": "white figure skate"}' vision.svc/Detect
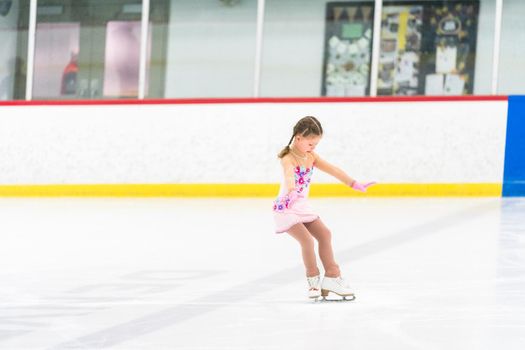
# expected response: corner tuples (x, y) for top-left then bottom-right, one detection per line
(306, 275), (321, 299)
(320, 276), (356, 301)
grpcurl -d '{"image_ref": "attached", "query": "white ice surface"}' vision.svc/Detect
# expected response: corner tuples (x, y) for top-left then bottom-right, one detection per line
(1, 197), (524, 349)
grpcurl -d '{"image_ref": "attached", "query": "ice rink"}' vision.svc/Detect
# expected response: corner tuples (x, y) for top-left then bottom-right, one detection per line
(1, 197), (524, 349)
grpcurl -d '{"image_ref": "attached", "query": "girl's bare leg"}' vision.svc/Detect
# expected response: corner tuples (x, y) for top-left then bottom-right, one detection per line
(304, 219), (341, 278)
(287, 223), (320, 277)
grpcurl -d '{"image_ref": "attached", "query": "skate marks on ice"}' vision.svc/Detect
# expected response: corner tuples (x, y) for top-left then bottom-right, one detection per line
(46, 265), (306, 350)
(47, 201), (496, 349)
(1, 270), (222, 344)
(0, 330), (32, 342)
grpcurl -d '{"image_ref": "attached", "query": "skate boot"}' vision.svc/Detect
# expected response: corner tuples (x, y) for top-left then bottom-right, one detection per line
(306, 275), (321, 299)
(321, 276), (355, 301)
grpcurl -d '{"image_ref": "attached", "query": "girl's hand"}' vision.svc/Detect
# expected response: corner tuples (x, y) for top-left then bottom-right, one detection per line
(351, 181), (376, 192)
(286, 190), (302, 208)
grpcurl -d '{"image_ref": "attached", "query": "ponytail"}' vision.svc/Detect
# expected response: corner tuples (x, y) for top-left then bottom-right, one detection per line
(277, 134), (295, 158)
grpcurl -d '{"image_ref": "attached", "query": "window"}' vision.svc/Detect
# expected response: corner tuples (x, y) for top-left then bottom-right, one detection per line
(1, 0), (522, 101)
(0, 0), (29, 100)
(30, 0), (144, 100)
(152, 0), (258, 98)
(498, 0), (525, 94)
(260, 0), (375, 97)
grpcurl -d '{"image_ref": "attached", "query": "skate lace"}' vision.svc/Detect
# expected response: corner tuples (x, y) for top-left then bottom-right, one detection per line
(336, 277), (349, 288)
(307, 276), (320, 290)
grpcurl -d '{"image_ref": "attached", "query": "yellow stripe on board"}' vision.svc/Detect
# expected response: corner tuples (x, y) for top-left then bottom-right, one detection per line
(310, 183), (502, 197)
(0, 183), (502, 197)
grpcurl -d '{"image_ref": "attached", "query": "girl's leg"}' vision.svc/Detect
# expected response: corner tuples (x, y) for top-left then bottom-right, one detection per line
(304, 219), (340, 278)
(287, 223), (320, 277)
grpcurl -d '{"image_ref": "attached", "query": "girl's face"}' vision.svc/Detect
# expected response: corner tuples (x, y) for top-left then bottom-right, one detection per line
(294, 134), (321, 154)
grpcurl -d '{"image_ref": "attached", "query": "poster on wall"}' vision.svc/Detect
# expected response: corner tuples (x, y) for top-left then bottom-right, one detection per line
(377, 0), (479, 96)
(322, 2), (375, 97)
(323, 1), (479, 96)
(378, 5), (423, 95)
(420, 1), (479, 95)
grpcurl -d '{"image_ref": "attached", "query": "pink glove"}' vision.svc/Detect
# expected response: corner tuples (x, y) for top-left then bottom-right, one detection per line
(286, 191), (302, 208)
(351, 181), (376, 192)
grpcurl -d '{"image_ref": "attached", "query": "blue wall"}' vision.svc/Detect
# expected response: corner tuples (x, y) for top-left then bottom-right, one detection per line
(503, 96), (525, 197)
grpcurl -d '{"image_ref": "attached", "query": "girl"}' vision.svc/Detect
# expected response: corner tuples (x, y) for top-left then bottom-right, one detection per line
(273, 116), (375, 300)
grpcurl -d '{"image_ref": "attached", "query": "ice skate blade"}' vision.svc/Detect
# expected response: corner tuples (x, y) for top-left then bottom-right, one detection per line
(316, 295), (356, 302)
(315, 292), (355, 302)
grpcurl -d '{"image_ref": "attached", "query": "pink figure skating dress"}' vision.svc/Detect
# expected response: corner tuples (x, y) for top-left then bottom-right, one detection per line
(273, 165), (319, 233)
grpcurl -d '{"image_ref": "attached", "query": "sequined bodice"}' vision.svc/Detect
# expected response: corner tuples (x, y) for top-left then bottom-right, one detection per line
(273, 165), (314, 212)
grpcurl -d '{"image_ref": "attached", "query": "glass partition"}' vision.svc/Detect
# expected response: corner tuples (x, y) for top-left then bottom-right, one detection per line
(2, 0), (523, 101)
(260, 0), (496, 97)
(0, 0), (29, 100)
(498, 0), (525, 94)
(260, 0), (375, 97)
(30, 0), (143, 100)
(152, 0), (258, 98)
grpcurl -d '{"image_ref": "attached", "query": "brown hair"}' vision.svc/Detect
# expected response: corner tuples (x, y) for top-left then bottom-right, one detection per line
(278, 116), (323, 158)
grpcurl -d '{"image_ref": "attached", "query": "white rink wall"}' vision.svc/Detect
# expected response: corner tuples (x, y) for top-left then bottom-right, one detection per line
(0, 100), (508, 185)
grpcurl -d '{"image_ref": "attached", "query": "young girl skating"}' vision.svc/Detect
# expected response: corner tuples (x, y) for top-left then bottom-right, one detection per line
(273, 116), (375, 300)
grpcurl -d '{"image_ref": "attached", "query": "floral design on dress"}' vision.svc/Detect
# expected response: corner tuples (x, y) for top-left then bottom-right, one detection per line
(273, 165), (314, 212)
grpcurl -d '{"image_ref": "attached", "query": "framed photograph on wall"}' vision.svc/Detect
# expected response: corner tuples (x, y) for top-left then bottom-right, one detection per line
(420, 1), (479, 95)
(322, 2), (375, 97)
(378, 4), (423, 96)
(378, 0), (480, 96)
(322, 0), (480, 96)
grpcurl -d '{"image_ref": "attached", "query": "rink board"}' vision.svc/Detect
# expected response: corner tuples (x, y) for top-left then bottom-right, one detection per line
(0, 96), (521, 196)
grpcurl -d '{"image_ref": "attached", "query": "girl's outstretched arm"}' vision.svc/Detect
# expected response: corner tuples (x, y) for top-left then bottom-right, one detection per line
(312, 152), (376, 192)
(312, 152), (355, 186)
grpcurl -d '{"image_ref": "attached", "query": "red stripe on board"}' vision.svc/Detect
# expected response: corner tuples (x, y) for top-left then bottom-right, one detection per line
(0, 95), (508, 106)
